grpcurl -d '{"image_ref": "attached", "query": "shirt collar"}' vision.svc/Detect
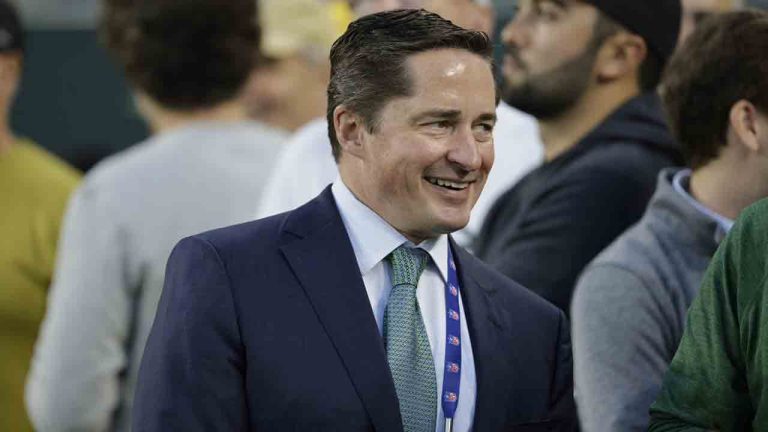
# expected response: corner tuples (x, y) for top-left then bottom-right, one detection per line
(672, 169), (734, 240)
(331, 177), (449, 281)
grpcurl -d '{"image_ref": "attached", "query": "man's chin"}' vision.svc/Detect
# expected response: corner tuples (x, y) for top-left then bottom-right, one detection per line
(432, 215), (471, 236)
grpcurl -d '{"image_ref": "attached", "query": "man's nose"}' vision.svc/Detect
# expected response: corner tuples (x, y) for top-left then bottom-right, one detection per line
(447, 126), (482, 172)
(501, 15), (530, 49)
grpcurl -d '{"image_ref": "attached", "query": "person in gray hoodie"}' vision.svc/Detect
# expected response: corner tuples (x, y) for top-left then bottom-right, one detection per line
(571, 10), (768, 432)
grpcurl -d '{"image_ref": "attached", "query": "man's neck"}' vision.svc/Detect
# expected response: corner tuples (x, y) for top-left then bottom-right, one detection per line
(689, 162), (764, 221)
(538, 85), (638, 162)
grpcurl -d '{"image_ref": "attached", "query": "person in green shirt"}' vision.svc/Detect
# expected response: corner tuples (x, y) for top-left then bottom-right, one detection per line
(0, 1), (81, 431)
(650, 199), (768, 431)
(649, 13), (768, 427)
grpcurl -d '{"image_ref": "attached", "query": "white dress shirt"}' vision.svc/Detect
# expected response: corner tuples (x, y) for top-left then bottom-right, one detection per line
(256, 102), (542, 250)
(332, 179), (477, 432)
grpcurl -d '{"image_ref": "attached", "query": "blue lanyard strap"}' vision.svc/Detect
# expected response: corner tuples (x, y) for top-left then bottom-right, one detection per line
(442, 245), (462, 422)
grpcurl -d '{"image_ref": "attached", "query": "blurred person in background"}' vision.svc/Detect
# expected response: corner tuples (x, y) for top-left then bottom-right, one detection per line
(426, 0), (494, 34)
(0, 1), (81, 431)
(244, 0), (350, 132)
(475, 0), (684, 314)
(652, 202), (768, 430)
(678, 0), (741, 43)
(255, 0), (543, 250)
(572, 8), (767, 431)
(24, 0), (286, 430)
(644, 11), (768, 431)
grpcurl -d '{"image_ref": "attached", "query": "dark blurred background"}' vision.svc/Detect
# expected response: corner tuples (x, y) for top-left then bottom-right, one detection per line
(10, 0), (768, 172)
(11, 0), (147, 172)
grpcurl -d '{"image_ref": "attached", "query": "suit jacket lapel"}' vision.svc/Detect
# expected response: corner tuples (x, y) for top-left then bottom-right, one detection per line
(450, 239), (509, 431)
(280, 188), (403, 432)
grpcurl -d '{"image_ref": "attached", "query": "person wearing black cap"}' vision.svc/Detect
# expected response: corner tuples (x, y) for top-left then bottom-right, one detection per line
(474, 0), (684, 314)
(0, 1), (82, 432)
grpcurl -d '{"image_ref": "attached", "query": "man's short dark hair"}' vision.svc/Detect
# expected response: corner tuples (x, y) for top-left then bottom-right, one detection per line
(101, 0), (259, 110)
(592, 12), (664, 93)
(662, 10), (768, 169)
(326, 9), (494, 161)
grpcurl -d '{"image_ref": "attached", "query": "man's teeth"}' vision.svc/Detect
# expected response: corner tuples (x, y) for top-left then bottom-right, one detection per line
(426, 177), (469, 190)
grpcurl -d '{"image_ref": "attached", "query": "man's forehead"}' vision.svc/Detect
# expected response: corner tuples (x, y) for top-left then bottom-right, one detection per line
(395, 49), (496, 109)
(403, 48), (493, 83)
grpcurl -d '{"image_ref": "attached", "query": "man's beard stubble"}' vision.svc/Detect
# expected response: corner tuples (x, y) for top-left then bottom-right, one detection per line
(501, 44), (599, 120)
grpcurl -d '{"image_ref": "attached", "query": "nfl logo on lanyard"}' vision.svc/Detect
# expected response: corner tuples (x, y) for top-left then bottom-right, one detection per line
(443, 246), (462, 432)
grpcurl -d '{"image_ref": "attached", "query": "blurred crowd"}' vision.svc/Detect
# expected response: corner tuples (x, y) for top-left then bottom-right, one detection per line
(2, 0), (768, 430)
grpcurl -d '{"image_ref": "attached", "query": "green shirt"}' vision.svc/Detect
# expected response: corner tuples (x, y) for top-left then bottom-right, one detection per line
(650, 198), (768, 431)
(0, 139), (80, 432)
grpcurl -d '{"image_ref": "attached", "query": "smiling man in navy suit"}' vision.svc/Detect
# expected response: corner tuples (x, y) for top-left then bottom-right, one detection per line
(133, 9), (576, 432)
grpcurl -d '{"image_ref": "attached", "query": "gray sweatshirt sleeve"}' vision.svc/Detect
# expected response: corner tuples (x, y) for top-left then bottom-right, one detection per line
(571, 264), (676, 432)
(25, 182), (134, 431)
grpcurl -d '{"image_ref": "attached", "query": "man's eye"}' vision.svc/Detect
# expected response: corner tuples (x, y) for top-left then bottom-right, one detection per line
(473, 122), (494, 132)
(427, 121), (452, 129)
(473, 123), (494, 141)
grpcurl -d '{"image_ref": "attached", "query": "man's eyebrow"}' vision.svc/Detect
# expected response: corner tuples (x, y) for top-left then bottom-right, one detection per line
(476, 113), (497, 123)
(411, 109), (462, 122)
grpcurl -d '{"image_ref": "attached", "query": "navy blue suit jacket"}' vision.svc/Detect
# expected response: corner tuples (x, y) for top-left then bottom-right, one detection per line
(133, 188), (576, 431)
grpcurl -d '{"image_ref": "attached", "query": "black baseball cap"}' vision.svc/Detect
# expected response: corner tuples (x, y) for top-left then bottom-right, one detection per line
(585, 0), (682, 62)
(0, 0), (23, 53)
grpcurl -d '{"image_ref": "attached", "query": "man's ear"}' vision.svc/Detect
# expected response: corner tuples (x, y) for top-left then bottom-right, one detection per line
(594, 33), (646, 85)
(333, 104), (367, 160)
(729, 99), (765, 154)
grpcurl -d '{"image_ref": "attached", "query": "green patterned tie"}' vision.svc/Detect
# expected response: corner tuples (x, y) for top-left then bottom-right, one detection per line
(384, 246), (437, 432)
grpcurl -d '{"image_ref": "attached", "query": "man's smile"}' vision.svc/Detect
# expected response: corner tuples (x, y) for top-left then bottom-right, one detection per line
(424, 176), (473, 191)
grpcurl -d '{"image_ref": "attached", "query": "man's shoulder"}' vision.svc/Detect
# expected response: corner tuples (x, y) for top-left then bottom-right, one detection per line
(575, 208), (692, 313)
(512, 141), (671, 203)
(567, 139), (678, 187)
(588, 216), (664, 277)
(180, 212), (289, 263)
(528, 145), (667, 210)
(735, 198), (768, 242)
(190, 188), (336, 260)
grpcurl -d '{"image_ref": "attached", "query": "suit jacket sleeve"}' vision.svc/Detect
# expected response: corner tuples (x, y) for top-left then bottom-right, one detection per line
(133, 236), (248, 432)
(481, 171), (649, 314)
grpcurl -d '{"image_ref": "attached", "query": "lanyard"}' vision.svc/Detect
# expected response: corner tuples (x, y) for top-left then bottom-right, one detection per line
(442, 245), (462, 432)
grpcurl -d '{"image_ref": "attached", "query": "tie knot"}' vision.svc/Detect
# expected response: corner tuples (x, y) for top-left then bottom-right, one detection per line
(387, 245), (428, 288)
